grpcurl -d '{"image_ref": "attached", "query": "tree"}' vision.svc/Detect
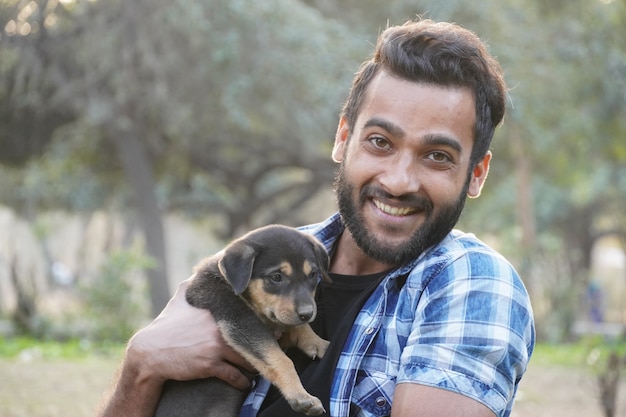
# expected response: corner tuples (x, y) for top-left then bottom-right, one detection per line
(3, 0), (624, 335)
(0, 0), (362, 316)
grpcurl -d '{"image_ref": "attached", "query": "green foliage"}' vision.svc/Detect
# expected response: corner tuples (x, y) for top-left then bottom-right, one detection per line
(80, 248), (154, 342)
(0, 0), (364, 234)
(0, 126), (118, 212)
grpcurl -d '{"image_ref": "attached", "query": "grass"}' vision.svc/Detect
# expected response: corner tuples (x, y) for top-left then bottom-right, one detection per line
(0, 336), (126, 417)
(531, 336), (626, 372)
(0, 336), (124, 359)
(0, 336), (624, 417)
(3, 334), (623, 366)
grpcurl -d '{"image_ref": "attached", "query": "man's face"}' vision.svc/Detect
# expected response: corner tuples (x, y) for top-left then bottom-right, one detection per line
(332, 71), (490, 267)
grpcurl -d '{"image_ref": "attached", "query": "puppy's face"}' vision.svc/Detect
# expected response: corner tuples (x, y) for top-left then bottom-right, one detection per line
(218, 225), (330, 328)
(245, 256), (322, 327)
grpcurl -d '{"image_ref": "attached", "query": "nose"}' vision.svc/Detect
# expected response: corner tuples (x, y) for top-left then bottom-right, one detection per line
(297, 304), (315, 323)
(379, 152), (421, 196)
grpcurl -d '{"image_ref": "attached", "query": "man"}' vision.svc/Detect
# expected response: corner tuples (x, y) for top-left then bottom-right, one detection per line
(97, 19), (534, 417)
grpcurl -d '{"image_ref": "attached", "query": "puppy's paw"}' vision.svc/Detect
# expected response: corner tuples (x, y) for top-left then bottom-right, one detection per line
(302, 337), (330, 360)
(288, 393), (326, 416)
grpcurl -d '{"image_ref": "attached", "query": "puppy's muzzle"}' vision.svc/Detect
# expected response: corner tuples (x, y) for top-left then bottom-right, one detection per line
(297, 305), (315, 323)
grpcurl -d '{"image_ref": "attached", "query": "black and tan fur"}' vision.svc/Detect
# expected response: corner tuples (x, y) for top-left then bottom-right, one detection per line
(155, 225), (331, 417)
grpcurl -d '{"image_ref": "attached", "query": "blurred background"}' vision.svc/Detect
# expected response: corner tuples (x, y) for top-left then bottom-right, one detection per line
(0, 0), (625, 416)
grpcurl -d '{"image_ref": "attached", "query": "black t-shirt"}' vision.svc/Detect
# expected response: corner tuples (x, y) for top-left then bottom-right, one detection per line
(257, 271), (387, 417)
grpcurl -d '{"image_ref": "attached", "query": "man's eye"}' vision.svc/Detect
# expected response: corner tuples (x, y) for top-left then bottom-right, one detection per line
(369, 136), (391, 150)
(428, 152), (451, 163)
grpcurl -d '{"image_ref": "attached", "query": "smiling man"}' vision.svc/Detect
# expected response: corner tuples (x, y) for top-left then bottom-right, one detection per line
(97, 19), (534, 417)
(332, 74), (482, 272)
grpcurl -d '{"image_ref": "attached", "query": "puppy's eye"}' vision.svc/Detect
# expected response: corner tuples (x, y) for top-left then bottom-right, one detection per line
(308, 271), (318, 280)
(270, 273), (283, 283)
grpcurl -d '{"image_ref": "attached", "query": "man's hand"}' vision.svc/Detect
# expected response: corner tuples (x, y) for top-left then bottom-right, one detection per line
(128, 278), (254, 389)
(96, 278), (253, 417)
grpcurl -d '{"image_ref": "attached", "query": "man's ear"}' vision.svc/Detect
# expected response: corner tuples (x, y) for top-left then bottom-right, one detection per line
(331, 116), (350, 163)
(307, 235), (332, 283)
(218, 241), (257, 295)
(467, 151), (492, 198)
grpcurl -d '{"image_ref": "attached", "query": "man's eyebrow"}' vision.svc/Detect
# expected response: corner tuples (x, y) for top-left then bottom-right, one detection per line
(363, 117), (405, 138)
(423, 133), (463, 154)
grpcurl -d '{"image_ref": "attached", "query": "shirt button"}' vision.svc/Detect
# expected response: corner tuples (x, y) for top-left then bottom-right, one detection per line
(364, 327), (374, 335)
(375, 397), (387, 407)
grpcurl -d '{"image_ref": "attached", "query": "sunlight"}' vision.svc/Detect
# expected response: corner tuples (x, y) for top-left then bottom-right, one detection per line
(17, 1), (38, 21)
(19, 22), (32, 36)
(3, 0), (98, 36)
(4, 20), (17, 36)
(44, 14), (58, 29)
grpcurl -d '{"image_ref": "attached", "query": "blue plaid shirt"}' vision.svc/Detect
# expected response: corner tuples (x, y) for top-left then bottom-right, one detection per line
(240, 213), (535, 417)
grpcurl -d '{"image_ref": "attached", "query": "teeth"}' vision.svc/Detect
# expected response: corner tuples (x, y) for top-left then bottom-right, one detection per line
(374, 199), (415, 216)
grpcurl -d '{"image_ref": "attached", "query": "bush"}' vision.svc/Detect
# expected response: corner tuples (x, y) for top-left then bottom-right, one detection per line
(80, 248), (153, 342)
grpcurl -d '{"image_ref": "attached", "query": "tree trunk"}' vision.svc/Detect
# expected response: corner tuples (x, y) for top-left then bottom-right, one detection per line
(108, 125), (170, 318)
(598, 352), (623, 417)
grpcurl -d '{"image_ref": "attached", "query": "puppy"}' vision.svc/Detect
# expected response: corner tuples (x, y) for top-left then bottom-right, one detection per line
(155, 225), (331, 417)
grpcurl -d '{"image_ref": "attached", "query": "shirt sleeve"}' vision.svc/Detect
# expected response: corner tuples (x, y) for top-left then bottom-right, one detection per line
(396, 248), (535, 416)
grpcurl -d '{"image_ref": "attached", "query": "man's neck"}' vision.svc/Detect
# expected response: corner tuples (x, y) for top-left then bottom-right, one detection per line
(330, 231), (396, 276)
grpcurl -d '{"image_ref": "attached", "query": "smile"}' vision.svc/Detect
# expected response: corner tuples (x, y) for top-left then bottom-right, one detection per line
(373, 199), (418, 216)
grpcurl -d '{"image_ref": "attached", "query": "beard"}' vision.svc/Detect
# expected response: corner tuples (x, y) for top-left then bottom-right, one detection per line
(334, 163), (469, 266)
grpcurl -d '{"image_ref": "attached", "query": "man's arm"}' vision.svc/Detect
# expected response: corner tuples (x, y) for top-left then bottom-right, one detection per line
(96, 351), (165, 417)
(388, 246), (534, 417)
(391, 384), (496, 417)
(95, 279), (253, 417)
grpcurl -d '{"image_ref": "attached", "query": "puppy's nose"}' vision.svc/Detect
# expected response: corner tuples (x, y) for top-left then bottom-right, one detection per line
(297, 305), (314, 322)
(299, 312), (313, 322)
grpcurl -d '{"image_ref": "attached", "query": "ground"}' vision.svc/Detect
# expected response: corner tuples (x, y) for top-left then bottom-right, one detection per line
(0, 354), (624, 417)
(512, 359), (626, 417)
(0, 356), (117, 417)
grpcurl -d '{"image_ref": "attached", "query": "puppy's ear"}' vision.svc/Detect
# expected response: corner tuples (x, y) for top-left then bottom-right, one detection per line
(308, 236), (331, 283)
(218, 241), (257, 295)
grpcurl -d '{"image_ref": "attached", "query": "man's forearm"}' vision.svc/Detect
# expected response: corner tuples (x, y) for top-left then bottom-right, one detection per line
(96, 352), (164, 417)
